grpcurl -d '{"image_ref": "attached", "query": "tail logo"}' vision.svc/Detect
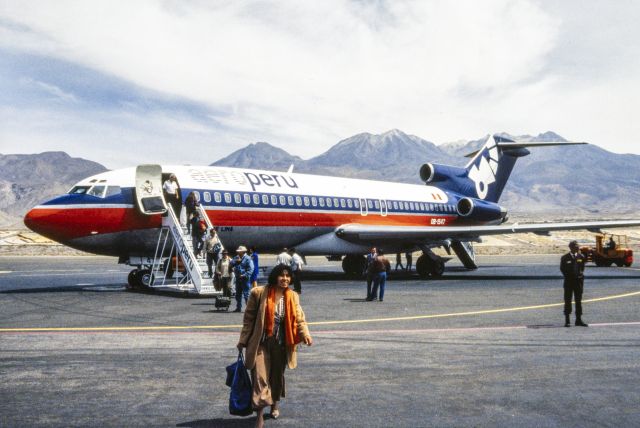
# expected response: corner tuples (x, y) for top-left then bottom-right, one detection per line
(467, 143), (499, 200)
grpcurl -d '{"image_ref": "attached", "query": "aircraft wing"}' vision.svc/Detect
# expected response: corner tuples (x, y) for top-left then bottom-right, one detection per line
(335, 220), (640, 244)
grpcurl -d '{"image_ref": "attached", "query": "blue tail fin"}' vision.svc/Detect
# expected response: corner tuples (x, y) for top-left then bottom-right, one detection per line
(463, 135), (587, 202)
(420, 135), (586, 203)
(464, 135), (525, 202)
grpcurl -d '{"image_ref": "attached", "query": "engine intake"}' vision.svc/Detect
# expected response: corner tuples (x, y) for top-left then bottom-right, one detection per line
(456, 197), (507, 222)
(419, 163), (467, 184)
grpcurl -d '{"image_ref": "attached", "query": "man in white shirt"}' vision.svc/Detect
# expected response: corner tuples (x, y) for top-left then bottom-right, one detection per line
(276, 248), (292, 266)
(162, 174), (181, 218)
(289, 247), (303, 294)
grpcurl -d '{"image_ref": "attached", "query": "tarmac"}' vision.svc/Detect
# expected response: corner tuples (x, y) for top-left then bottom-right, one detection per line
(1, 254), (640, 427)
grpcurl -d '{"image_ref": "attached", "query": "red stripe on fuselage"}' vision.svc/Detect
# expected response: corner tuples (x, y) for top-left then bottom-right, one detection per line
(25, 206), (456, 242)
(25, 207), (162, 242)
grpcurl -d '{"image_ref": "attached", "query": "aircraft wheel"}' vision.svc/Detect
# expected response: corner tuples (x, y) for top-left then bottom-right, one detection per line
(416, 255), (430, 279)
(138, 269), (154, 288)
(342, 255), (366, 277)
(126, 269), (138, 289)
(430, 259), (445, 277)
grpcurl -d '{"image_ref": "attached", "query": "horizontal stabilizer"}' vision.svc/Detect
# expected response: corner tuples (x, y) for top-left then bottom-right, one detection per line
(464, 141), (587, 158)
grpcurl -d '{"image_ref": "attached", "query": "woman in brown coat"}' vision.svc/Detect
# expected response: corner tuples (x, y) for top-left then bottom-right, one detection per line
(237, 264), (313, 427)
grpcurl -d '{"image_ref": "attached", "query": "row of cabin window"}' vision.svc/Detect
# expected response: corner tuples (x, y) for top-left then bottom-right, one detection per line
(194, 190), (457, 214)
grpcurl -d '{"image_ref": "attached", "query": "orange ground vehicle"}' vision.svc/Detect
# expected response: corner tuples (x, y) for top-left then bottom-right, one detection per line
(580, 233), (633, 267)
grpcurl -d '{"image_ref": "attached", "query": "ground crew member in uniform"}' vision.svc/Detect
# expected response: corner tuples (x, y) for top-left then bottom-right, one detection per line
(560, 240), (588, 327)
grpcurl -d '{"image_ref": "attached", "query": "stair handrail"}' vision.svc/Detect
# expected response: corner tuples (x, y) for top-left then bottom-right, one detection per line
(197, 203), (225, 253)
(166, 205), (205, 293)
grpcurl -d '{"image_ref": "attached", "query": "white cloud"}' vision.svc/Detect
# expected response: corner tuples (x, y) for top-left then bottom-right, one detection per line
(20, 78), (78, 103)
(1, 0), (639, 164)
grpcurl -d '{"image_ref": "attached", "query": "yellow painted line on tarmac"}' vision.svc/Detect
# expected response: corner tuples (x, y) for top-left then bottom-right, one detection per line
(308, 290), (640, 326)
(1, 290), (640, 333)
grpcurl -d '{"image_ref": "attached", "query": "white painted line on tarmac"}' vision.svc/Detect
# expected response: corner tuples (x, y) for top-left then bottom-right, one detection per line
(0, 271), (12, 274)
(12, 272), (123, 277)
(589, 321), (640, 327)
(81, 285), (126, 291)
(9, 269), (86, 273)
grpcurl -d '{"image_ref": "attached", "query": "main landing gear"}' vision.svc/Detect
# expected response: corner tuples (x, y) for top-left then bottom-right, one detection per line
(415, 253), (445, 279)
(342, 255), (367, 276)
(341, 252), (445, 279)
(126, 269), (154, 290)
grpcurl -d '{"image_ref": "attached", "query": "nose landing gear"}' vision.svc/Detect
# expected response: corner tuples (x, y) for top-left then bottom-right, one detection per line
(126, 269), (153, 290)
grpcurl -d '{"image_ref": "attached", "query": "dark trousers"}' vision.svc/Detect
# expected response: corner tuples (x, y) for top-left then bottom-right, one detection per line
(186, 209), (195, 233)
(564, 279), (583, 316)
(219, 277), (231, 297)
(192, 234), (204, 256)
(206, 252), (215, 277)
(169, 198), (181, 218)
(292, 270), (302, 293)
(366, 273), (374, 298)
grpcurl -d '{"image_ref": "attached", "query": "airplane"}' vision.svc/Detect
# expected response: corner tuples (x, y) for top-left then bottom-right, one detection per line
(24, 134), (640, 288)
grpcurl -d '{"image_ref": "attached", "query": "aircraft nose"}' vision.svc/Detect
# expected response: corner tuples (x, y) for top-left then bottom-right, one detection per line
(23, 206), (70, 243)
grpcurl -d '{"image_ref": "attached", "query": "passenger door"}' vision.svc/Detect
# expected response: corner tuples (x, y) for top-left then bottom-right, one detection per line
(359, 198), (368, 216)
(379, 199), (388, 217)
(135, 164), (167, 215)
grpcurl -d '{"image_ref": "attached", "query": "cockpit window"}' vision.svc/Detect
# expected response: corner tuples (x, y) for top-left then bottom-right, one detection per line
(104, 186), (121, 197)
(69, 186), (91, 194)
(87, 185), (106, 198)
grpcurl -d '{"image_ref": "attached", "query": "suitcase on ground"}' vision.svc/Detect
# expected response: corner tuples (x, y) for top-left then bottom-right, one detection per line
(215, 296), (232, 311)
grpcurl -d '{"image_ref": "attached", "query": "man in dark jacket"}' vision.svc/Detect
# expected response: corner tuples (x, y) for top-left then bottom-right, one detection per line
(190, 211), (206, 257)
(560, 240), (588, 327)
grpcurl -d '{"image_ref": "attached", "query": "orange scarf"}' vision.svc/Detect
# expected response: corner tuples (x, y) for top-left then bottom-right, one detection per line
(264, 286), (300, 346)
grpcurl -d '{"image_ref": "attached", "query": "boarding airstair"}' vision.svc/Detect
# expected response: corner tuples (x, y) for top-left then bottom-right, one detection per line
(147, 204), (225, 295)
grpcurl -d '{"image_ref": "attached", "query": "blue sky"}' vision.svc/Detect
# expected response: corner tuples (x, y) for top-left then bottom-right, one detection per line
(1, 1), (640, 168)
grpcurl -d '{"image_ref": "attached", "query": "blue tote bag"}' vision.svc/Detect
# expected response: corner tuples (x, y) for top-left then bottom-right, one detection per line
(226, 351), (253, 416)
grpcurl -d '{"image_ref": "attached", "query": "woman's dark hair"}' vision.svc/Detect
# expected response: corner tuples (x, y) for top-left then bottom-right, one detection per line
(268, 264), (292, 286)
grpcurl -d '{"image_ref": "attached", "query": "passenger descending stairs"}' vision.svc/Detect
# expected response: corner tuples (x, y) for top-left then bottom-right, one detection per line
(149, 204), (225, 295)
